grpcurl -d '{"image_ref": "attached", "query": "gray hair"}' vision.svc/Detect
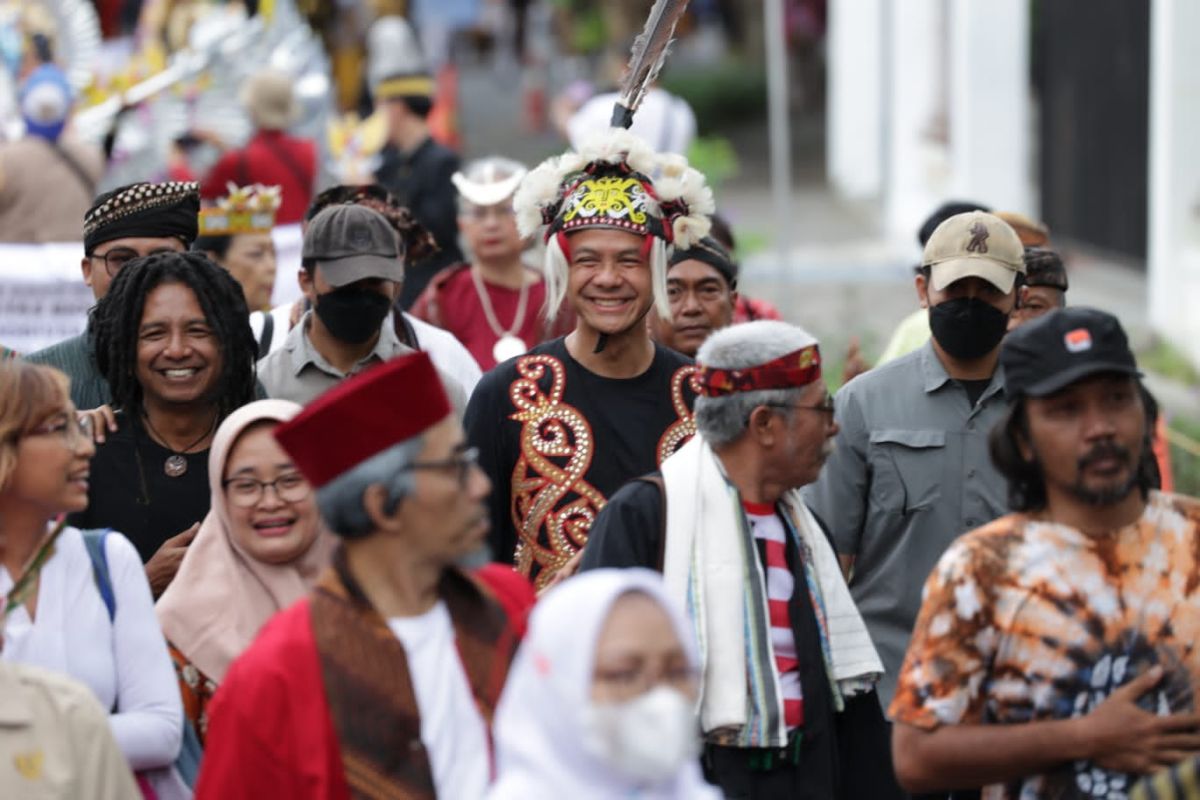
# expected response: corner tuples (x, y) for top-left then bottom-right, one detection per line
(315, 435), (425, 538)
(694, 321), (821, 447)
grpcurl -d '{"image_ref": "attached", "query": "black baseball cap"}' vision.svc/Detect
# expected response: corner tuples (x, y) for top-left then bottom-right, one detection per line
(1001, 307), (1140, 398)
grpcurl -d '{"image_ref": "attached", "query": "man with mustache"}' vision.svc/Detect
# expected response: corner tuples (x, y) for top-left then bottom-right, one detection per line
(581, 321), (888, 800)
(891, 308), (1200, 800)
(650, 236), (738, 358)
(196, 352), (519, 799)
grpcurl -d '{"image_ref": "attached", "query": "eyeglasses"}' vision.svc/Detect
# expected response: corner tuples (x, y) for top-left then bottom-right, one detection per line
(765, 394), (836, 418)
(88, 247), (176, 278)
(401, 446), (480, 487)
(222, 472), (312, 508)
(464, 204), (516, 222)
(593, 663), (699, 698)
(26, 415), (92, 447)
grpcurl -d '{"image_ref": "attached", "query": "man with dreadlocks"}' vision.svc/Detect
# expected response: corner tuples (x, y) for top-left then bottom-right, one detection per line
(25, 181), (201, 410)
(463, 128), (714, 589)
(68, 252), (258, 597)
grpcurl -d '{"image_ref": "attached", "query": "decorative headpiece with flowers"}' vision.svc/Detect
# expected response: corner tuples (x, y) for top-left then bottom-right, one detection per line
(514, 128), (715, 321)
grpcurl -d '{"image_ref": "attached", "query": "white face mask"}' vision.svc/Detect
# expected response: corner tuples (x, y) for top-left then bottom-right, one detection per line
(581, 685), (700, 786)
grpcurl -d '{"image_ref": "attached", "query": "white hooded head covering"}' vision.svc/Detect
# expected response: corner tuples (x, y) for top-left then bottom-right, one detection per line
(488, 568), (721, 800)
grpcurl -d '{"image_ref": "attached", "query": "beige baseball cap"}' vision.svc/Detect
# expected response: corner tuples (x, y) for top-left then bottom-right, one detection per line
(922, 211), (1025, 294)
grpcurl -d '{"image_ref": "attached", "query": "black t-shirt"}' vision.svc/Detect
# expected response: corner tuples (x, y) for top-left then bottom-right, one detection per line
(464, 337), (697, 587)
(959, 378), (992, 409)
(68, 412), (211, 562)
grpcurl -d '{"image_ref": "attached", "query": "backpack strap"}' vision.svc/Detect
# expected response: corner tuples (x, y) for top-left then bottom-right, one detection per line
(80, 529), (116, 622)
(257, 310), (275, 359)
(634, 475), (668, 572)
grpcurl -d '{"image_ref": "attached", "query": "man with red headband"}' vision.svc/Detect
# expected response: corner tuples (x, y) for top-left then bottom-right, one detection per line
(196, 352), (519, 799)
(464, 129), (715, 590)
(580, 320), (887, 800)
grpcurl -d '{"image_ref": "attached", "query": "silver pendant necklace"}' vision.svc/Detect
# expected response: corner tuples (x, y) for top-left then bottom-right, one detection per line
(470, 265), (531, 364)
(142, 413), (217, 478)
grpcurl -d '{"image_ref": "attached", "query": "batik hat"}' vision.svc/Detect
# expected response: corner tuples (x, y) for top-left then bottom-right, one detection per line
(515, 128), (713, 248)
(83, 181), (201, 254)
(198, 183), (282, 236)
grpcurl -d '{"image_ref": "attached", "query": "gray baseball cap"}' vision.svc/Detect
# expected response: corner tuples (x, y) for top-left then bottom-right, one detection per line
(302, 205), (403, 287)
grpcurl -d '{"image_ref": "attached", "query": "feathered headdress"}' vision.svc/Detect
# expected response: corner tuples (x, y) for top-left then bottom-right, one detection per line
(611, 0), (691, 129)
(512, 0), (707, 324)
(514, 128), (714, 249)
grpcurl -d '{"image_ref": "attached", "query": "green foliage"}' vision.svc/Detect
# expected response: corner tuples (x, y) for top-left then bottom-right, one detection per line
(1138, 338), (1200, 387)
(1169, 415), (1200, 497)
(685, 137), (740, 190)
(660, 63), (768, 133)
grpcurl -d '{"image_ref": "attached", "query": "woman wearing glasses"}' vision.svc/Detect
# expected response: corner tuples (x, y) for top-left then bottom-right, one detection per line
(489, 568), (720, 799)
(157, 399), (334, 745)
(0, 360), (184, 790)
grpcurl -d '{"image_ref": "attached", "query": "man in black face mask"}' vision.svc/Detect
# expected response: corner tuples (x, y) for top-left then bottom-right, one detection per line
(257, 204), (466, 409)
(805, 211), (1023, 750)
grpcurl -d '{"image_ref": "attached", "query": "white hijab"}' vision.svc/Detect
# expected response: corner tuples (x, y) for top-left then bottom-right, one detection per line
(488, 569), (721, 800)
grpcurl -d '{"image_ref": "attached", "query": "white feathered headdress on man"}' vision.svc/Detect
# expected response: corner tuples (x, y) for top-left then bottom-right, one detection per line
(514, 128), (715, 322)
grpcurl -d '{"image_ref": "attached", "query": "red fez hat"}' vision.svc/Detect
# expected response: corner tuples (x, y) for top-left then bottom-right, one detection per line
(273, 352), (451, 487)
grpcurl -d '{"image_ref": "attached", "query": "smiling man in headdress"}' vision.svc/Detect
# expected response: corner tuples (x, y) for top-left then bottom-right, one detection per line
(463, 128), (714, 589)
(26, 181), (201, 409)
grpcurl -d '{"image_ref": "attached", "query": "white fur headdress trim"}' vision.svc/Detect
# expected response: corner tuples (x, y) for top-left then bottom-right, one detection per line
(513, 127), (714, 247)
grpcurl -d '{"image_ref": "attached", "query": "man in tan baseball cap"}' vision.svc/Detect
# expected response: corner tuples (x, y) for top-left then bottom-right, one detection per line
(805, 210), (1023, 740)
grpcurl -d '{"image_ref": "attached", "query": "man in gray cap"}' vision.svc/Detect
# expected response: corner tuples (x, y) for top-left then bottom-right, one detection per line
(257, 203), (465, 409)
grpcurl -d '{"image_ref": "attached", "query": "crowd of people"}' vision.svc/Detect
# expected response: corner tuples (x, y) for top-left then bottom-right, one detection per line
(2, 13), (1200, 800)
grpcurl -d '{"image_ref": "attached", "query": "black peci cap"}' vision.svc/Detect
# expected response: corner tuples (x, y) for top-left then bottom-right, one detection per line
(1001, 307), (1140, 398)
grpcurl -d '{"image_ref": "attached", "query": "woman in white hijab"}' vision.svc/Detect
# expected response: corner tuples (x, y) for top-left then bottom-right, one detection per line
(489, 568), (721, 799)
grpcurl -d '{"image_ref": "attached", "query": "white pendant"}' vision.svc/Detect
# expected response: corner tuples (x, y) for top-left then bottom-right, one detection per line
(492, 334), (527, 363)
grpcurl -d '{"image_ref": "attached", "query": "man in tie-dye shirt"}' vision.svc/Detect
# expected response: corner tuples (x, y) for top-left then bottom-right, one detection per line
(890, 307), (1200, 800)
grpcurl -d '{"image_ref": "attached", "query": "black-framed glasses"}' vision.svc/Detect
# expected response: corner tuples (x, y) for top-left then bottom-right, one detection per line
(222, 472), (312, 508)
(402, 446), (480, 487)
(88, 247), (176, 278)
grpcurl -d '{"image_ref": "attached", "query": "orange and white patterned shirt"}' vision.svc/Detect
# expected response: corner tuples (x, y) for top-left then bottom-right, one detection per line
(890, 491), (1200, 800)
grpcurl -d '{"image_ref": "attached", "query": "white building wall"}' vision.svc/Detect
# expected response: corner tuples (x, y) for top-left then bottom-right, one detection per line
(826, 0), (884, 199)
(1148, 0), (1200, 367)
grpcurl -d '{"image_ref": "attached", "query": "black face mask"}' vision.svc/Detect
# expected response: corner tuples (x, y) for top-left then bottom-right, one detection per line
(928, 297), (1009, 360)
(314, 285), (392, 344)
